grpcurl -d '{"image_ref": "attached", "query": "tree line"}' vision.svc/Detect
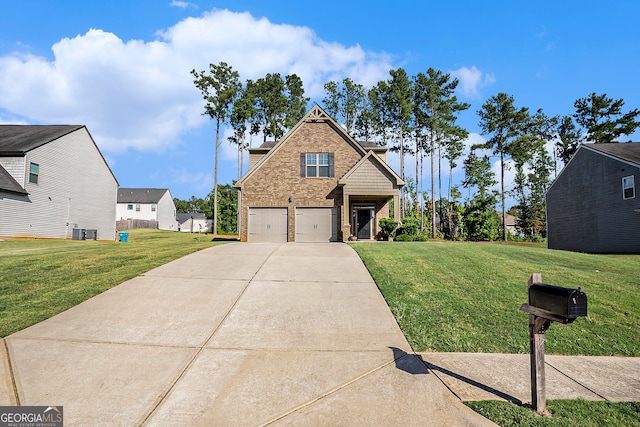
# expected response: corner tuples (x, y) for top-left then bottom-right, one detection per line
(185, 61), (640, 241)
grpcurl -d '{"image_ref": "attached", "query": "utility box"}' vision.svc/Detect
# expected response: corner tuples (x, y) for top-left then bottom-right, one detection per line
(528, 284), (587, 323)
(86, 229), (98, 240)
(72, 228), (86, 240)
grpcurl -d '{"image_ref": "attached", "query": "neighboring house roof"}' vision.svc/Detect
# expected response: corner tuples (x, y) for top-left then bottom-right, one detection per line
(117, 188), (170, 203)
(176, 212), (208, 222)
(0, 124), (118, 194)
(0, 165), (28, 195)
(585, 142), (640, 165)
(500, 213), (517, 226)
(0, 125), (84, 156)
(548, 143), (640, 196)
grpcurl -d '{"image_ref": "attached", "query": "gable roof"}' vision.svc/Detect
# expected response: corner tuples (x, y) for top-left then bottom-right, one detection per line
(236, 104), (369, 188)
(338, 150), (404, 186)
(176, 212), (208, 222)
(585, 142), (640, 166)
(0, 125), (119, 188)
(0, 165), (28, 195)
(0, 125), (84, 156)
(117, 188), (170, 203)
(546, 142), (640, 197)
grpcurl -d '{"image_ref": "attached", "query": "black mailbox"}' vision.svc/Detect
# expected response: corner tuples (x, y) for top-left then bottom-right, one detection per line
(529, 284), (587, 322)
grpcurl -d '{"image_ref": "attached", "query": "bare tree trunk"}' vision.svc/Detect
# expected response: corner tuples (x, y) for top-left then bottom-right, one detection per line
(501, 151), (507, 241)
(400, 129), (405, 218)
(420, 138), (424, 231)
(431, 132), (436, 239)
(213, 121), (220, 236)
(415, 137), (419, 221)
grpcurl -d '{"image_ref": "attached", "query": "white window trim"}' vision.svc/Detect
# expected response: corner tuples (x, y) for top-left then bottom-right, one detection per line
(622, 175), (635, 200)
(306, 153), (329, 178)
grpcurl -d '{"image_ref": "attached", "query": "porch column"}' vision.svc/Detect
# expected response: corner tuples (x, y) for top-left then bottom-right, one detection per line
(342, 191), (351, 242)
(393, 194), (400, 221)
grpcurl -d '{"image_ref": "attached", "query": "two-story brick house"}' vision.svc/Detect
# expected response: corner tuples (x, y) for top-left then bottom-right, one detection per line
(235, 105), (403, 242)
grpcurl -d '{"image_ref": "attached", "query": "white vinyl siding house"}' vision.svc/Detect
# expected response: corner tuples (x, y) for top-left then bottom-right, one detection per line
(0, 125), (118, 240)
(116, 188), (177, 231)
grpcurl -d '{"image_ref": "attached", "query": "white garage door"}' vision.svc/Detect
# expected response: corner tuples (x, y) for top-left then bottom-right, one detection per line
(295, 207), (337, 242)
(248, 208), (288, 242)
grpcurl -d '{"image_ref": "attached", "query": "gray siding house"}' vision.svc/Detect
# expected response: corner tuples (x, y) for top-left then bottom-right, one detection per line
(0, 125), (118, 240)
(546, 143), (640, 253)
(116, 188), (177, 231)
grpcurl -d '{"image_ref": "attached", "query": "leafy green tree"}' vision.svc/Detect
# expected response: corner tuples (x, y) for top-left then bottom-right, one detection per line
(191, 62), (241, 235)
(462, 152), (500, 241)
(228, 82), (257, 179)
(510, 141), (552, 241)
(364, 81), (393, 145)
(285, 74), (309, 129)
(322, 78), (367, 134)
(214, 182), (238, 234)
(249, 73), (309, 143)
(556, 115), (581, 167)
(174, 198), (190, 213)
(573, 92), (640, 143)
(476, 93), (531, 241)
(323, 81), (340, 119)
(414, 68), (469, 237)
(505, 109), (555, 240)
(250, 73), (287, 142)
(386, 68), (414, 217)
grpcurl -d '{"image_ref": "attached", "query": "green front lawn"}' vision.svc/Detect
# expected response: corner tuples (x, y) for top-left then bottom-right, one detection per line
(0, 229), (227, 337)
(351, 241), (640, 356)
(465, 400), (640, 427)
(352, 241), (640, 425)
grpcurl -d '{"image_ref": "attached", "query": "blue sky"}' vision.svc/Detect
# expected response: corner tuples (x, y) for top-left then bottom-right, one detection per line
(1, 1), (639, 205)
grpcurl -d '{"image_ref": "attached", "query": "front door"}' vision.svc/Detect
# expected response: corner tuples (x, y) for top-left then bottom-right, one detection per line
(357, 209), (372, 240)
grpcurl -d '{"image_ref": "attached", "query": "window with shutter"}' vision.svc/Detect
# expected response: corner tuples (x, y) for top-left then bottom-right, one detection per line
(302, 153), (334, 178)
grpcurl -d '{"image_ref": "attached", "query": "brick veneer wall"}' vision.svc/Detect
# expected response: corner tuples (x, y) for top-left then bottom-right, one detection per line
(239, 120), (364, 241)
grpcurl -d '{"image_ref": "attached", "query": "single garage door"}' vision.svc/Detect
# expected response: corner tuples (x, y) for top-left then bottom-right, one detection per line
(295, 207), (337, 242)
(248, 207), (288, 242)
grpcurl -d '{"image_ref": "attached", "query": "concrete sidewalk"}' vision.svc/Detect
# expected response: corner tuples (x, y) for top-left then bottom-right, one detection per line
(421, 353), (640, 404)
(0, 243), (493, 426)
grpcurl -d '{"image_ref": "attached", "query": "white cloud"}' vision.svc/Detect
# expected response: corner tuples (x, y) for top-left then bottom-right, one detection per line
(450, 65), (496, 99)
(169, 1), (196, 9)
(0, 9), (393, 153)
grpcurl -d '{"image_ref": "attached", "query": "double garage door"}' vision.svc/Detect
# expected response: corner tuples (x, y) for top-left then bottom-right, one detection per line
(248, 207), (336, 242)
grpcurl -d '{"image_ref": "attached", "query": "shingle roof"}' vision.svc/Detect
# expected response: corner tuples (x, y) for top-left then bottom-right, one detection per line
(176, 212), (208, 222)
(0, 125), (84, 155)
(117, 188), (169, 203)
(0, 165), (28, 194)
(587, 142), (640, 165)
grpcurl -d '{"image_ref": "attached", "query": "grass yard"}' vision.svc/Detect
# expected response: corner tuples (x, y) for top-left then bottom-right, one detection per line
(465, 400), (640, 427)
(0, 229), (228, 337)
(351, 241), (640, 356)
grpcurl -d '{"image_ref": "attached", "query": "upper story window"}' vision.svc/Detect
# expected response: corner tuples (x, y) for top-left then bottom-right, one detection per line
(127, 204), (133, 210)
(136, 204), (141, 212)
(300, 152), (334, 178)
(623, 176), (635, 200)
(151, 204), (157, 212)
(28, 162), (39, 184)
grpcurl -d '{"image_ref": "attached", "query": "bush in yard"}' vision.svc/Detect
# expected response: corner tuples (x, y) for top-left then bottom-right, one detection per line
(379, 218), (398, 240)
(397, 216), (419, 236)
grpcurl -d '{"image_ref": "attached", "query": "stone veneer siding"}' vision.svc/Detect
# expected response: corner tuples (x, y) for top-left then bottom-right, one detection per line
(239, 120), (364, 242)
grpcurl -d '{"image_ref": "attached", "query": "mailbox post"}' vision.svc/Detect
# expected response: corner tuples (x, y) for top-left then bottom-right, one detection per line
(520, 273), (587, 414)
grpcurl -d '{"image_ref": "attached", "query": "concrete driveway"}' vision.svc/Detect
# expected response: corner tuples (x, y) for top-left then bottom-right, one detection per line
(1, 243), (492, 426)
